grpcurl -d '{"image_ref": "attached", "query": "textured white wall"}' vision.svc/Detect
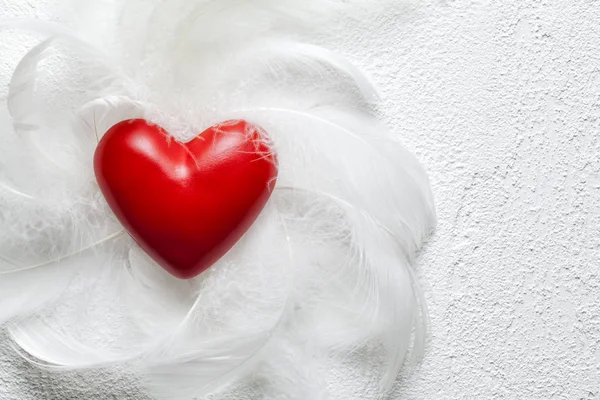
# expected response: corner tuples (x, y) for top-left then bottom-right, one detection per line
(2, 0), (600, 399)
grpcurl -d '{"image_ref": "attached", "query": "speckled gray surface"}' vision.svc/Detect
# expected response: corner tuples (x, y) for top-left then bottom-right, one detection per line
(1, 0), (600, 399)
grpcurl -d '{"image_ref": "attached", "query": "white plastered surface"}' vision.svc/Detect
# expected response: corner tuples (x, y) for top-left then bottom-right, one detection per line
(1, 0), (600, 399)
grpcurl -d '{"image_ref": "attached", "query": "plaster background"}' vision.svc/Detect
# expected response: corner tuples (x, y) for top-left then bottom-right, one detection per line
(1, 0), (600, 399)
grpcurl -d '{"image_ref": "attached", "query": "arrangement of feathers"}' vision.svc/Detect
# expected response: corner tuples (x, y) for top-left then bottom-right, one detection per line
(0, 1), (435, 399)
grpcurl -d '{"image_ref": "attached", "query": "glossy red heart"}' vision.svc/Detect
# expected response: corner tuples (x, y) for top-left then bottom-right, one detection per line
(94, 119), (278, 279)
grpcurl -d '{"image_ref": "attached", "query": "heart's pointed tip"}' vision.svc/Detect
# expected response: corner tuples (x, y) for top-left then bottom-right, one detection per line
(168, 270), (204, 280)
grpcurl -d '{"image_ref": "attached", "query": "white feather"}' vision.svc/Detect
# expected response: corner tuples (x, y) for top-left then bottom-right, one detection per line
(0, 232), (123, 325)
(9, 205), (291, 398)
(0, 26), (127, 271)
(0, 1), (435, 399)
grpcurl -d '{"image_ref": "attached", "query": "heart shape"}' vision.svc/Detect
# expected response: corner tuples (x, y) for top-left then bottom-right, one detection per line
(94, 119), (278, 279)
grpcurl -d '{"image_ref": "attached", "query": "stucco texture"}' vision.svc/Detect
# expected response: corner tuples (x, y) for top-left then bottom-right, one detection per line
(1, 0), (600, 399)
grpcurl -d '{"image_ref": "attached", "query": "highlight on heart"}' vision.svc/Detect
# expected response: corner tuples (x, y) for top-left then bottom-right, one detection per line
(0, 1), (436, 399)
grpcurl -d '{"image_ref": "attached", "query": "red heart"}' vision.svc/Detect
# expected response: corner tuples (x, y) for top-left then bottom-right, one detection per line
(94, 119), (278, 279)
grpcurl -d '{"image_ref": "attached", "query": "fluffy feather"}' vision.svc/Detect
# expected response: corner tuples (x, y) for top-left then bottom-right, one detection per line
(0, 1), (435, 399)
